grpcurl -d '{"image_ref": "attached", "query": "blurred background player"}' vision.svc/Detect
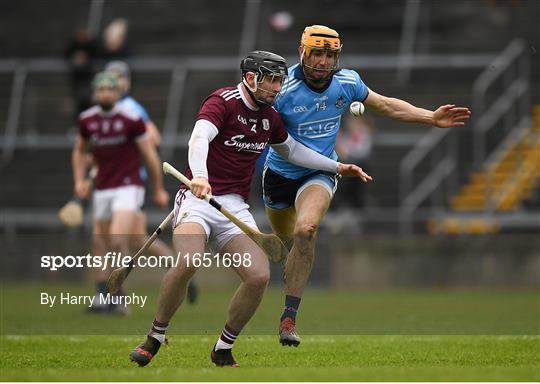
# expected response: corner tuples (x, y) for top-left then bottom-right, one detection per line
(72, 72), (169, 314)
(335, 114), (374, 208)
(128, 51), (371, 367)
(264, 24), (472, 347)
(105, 60), (198, 304)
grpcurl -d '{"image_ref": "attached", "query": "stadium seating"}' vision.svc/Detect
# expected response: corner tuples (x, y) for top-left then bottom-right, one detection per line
(429, 105), (540, 234)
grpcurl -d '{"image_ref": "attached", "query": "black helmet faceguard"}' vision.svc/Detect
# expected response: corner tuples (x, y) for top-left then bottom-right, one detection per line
(240, 51), (288, 106)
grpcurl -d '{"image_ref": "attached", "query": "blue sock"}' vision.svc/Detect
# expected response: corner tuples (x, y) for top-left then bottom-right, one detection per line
(281, 295), (301, 321)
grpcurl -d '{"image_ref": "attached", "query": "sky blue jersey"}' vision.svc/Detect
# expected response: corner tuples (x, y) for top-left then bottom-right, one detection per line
(117, 95), (150, 123)
(266, 63), (369, 179)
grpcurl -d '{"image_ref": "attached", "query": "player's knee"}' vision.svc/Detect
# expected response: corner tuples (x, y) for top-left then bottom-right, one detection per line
(169, 263), (196, 283)
(245, 270), (270, 289)
(109, 235), (129, 253)
(294, 221), (319, 243)
(92, 235), (107, 252)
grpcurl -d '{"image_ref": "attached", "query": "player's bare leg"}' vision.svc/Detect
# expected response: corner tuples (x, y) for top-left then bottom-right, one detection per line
(210, 234), (270, 367)
(272, 185), (331, 346)
(287, 185), (330, 296)
(132, 211), (199, 304)
(93, 220), (111, 282)
(106, 210), (139, 314)
(88, 220), (110, 313)
(265, 206), (296, 250)
(155, 222), (205, 321)
(130, 222), (205, 367)
(222, 235), (270, 331)
(109, 210), (139, 252)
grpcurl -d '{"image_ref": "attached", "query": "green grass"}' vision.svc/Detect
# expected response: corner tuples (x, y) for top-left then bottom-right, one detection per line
(1, 283), (539, 381)
(1, 335), (539, 381)
(2, 284), (539, 335)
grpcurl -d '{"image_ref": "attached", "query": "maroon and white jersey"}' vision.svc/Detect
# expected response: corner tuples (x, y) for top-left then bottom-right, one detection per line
(185, 84), (288, 199)
(79, 104), (148, 190)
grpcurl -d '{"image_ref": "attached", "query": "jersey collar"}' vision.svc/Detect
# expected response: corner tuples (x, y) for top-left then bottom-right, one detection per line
(238, 83), (259, 111)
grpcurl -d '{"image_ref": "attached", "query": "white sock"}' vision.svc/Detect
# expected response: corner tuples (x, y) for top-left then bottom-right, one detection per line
(215, 337), (233, 350)
(92, 294), (107, 308)
(149, 331), (166, 344)
(149, 319), (168, 344)
(215, 325), (238, 350)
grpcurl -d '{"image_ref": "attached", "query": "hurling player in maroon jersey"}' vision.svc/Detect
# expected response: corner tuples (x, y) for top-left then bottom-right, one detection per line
(72, 72), (169, 313)
(105, 61), (199, 305)
(129, 51), (371, 367)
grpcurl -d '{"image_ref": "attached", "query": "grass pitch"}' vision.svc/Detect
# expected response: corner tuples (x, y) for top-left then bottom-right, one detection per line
(1, 335), (538, 381)
(1, 284), (539, 381)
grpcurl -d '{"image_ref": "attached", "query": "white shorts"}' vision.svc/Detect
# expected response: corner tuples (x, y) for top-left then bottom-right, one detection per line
(173, 190), (258, 251)
(93, 185), (145, 221)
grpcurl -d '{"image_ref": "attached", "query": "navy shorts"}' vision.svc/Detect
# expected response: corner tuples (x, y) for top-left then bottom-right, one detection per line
(262, 167), (338, 210)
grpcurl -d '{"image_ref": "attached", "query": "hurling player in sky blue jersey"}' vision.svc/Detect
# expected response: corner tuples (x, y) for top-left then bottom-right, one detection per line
(264, 25), (471, 347)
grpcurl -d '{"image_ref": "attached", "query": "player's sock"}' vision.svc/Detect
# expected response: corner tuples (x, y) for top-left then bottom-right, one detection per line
(281, 295), (301, 322)
(214, 324), (239, 351)
(148, 319), (169, 344)
(90, 281), (108, 308)
(96, 281), (107, 294)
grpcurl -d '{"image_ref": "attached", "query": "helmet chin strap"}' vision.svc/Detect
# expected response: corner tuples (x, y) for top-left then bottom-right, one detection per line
(242, 73), (272, 107)
(242, 74), (258, 94)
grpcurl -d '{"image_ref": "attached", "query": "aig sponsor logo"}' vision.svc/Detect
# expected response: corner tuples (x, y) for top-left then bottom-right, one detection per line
(293, 105), (309, 113)
(297, 116), (341, 138)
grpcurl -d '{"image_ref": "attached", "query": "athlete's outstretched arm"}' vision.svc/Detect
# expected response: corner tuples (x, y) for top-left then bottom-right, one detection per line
(271, 135), (372, 182)
(364, 88), (471, 128)
(187, 119), (219, 198)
